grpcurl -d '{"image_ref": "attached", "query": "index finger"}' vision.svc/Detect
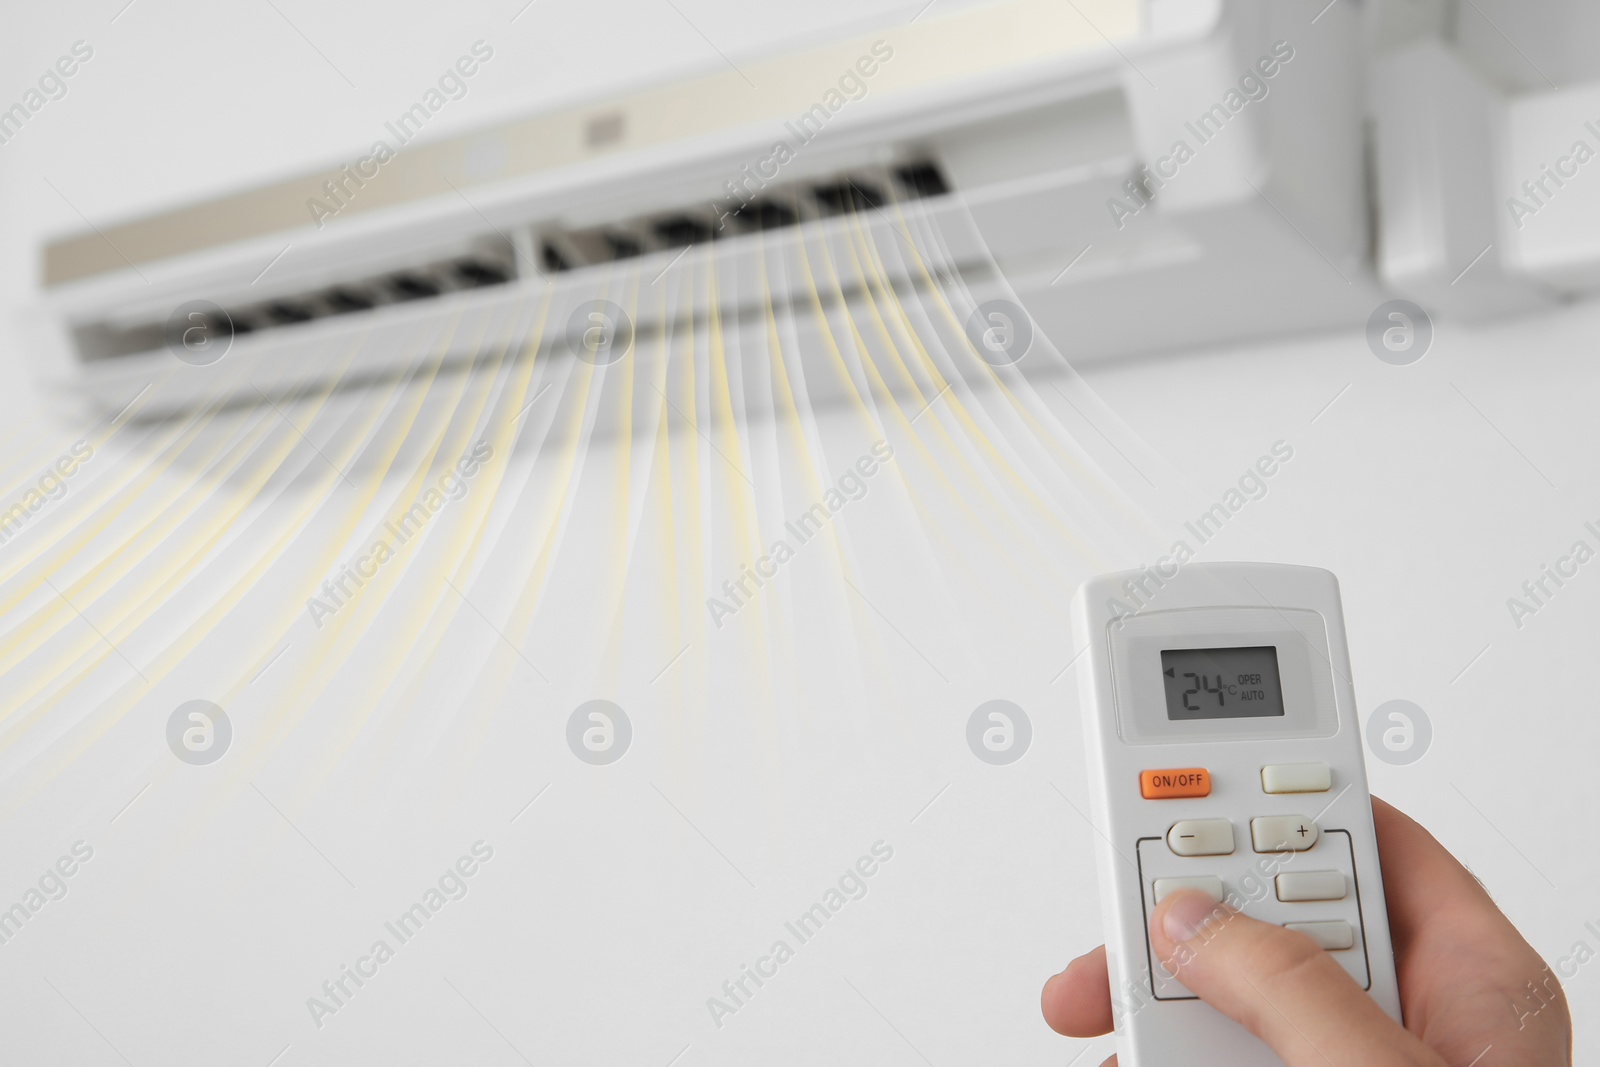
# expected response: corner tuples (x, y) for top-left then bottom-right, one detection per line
(1042, 944), (1116, 1037)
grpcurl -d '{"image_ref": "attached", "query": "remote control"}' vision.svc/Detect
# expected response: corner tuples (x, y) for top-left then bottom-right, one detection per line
(1070, 563), (1402, 1066)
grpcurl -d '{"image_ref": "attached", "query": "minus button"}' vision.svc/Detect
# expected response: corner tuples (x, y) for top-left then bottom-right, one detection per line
(1166, 818), (1234, 857)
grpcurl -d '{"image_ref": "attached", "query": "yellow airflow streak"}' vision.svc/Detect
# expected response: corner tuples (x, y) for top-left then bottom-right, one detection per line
(412, 319), (599, 787)
(811, 211), (1031, 677)
(723, 234), (851, 830)
(0, 361), (174, 502)
(0, 394), (255, 603)
(705, 250), (787, 821)
(0, 335), (348, 653)
(754, 242), (833, 560)
(0, 310), (472, 820)
(636, 265), (713, 777)
(807, 212), (1000, 570)
(232, 312), (494, 719)
(0, 402), (273, 720)
(830, 222), (1069, 634)
(782, 224), (951, 742)
(704, 255), (776, 669)
(865, 191), (1158, 541)
(591, 267), (643, 692)
(586, 257), (693, 705)
(667, 258), (707, 695)
(735, 243), (798, 707)
(396, 296), (555, 795)
(329, 279), (605, 775)
(0, 414), (122, 511)
(0, 344), (376, 716)
(366, 300), (552, 709)
(0, 405), (283, 675)
(0, 169), (1194, 864)
(176, 319), (478, 719)
(440, 328), (604, 703)
(89, 313), (496, 899)
(772, 216), (912, 688)
(638, 270), (692, 771)
(0, 392), (387, 764)
(832, 204), (1105, 603)
(656, 261), (709, 760)
(80, 321), (502, 918)
(0, 402), (205, 591)
(832, 204), (1106, 573)
(256, 313), (521, 811)
(0, 386), (257, 628)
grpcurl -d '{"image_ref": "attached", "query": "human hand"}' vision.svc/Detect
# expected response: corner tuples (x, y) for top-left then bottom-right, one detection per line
(1041, 797), (1573, 1065)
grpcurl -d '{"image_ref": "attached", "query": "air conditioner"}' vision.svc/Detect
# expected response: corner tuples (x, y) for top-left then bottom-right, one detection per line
(1372, 34), (1600, 319)
(32, 0), (1371, 417)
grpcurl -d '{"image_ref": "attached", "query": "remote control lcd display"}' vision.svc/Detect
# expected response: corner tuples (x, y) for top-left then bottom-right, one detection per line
(1160, 646), (1285, 720)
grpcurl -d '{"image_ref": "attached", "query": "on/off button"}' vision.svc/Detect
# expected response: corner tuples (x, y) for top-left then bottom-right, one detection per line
(1140, 768), (1211, 799)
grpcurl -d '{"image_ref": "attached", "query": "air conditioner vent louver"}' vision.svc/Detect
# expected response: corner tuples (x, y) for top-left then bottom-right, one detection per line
(75, 241), (519, 362)
(535, 159), (949, 273)
(68, 160), (951, 363)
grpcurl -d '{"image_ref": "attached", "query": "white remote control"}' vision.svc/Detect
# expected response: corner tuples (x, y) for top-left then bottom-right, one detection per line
(1070, 563), (1402, 1066)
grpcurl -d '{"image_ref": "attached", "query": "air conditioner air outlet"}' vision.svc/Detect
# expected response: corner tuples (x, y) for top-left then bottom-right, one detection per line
(535, 159), (951, 273)
(73, 240), (519, 363)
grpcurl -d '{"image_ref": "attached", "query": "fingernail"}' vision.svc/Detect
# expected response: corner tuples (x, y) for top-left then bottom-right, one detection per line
(1163, 891), (1224, 942)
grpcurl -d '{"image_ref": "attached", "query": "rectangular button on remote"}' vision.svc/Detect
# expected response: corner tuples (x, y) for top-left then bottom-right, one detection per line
(1153, 876), (1224, 904)
(1167, 819), (1234, 856)
(1262, 763), (1332, 794)
(1276, 871), (1346, 901)
(1140, 768), (1211, 799)
(1285, 920), (1355, 950)
(1251, 815), (1319, 852)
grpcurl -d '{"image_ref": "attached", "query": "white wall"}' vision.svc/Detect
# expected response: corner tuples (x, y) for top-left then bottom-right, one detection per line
(0, 2), (1595, 1064)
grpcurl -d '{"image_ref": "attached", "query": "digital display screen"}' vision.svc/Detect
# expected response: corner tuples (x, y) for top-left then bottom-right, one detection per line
(1160, 646), (1285, 720)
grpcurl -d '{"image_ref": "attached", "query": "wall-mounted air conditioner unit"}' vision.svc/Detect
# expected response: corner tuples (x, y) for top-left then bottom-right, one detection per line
(1372, 29), (1600, 320)
(32, 0), (1371, 416)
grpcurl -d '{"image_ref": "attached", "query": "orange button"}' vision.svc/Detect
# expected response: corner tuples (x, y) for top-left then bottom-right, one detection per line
(1140, 768), (1211, 799)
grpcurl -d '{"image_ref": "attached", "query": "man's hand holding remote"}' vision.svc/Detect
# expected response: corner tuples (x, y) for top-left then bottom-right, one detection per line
(1042, 798), (1573, 1066)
